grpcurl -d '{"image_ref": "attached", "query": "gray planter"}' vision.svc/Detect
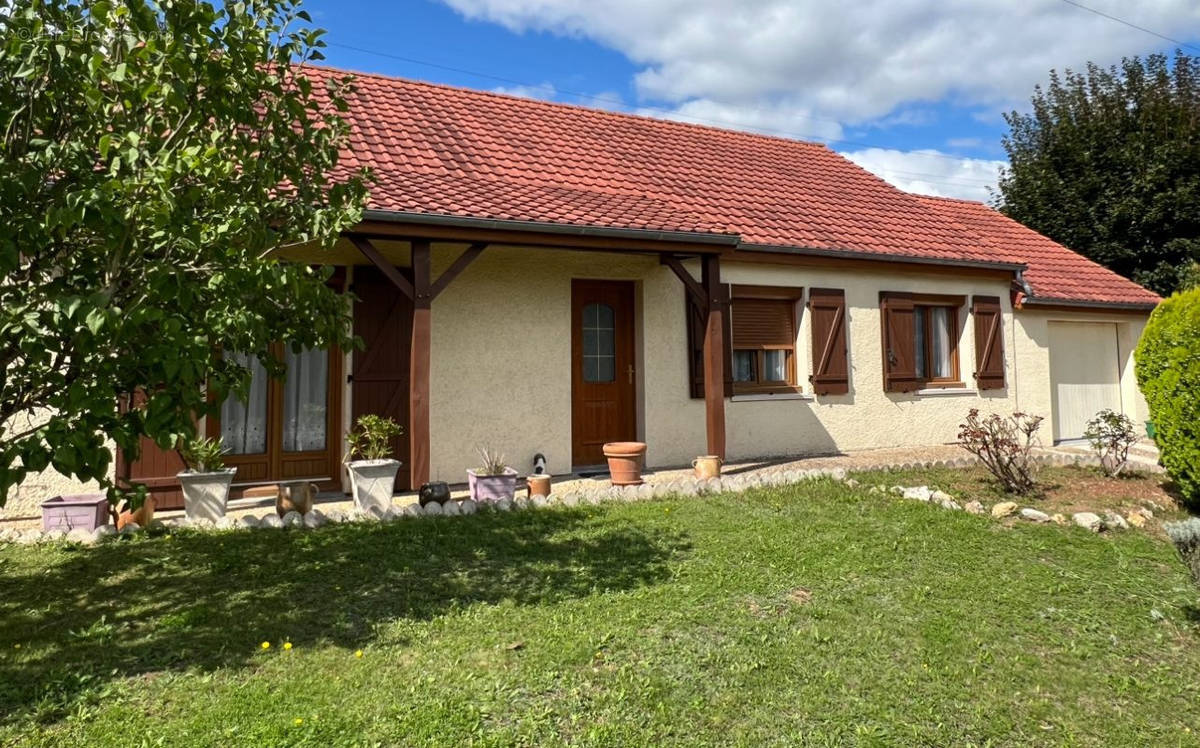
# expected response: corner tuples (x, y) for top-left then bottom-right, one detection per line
(178, 468), (237, 522)
(41, 494), (109, 532)
(347, 459), (401, 513)
(467, 468), (518, 503)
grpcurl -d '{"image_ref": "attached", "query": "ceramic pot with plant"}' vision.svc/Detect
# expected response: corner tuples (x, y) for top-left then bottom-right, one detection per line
(467, 446), (518, 503)
(345, 414), (404, 512)
(177, 436), (237, 522)
(603, 442), (647, 486)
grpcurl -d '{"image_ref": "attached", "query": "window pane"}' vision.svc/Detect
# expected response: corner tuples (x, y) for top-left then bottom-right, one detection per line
(763, 350), (788, 382)
(733, 350), (757, 382)
(283, 346), (328, 452)
(930, 307), (952, 379)
(914, 307), (927, 379)
(221, 352), (268, 455)
(582, 303), (616, 383)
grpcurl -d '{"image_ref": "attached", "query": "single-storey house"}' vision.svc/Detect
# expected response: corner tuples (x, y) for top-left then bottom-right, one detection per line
(95, 66), (1161, 507)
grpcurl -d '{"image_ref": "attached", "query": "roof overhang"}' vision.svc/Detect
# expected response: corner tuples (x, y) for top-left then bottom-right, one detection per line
(736, 242), (1028, 273)
(1017, 297), (1159, 313)
(361, 209), (740, 248)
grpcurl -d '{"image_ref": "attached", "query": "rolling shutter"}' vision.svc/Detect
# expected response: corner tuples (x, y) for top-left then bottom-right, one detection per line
(685, 285), (733, 399)
(972, 295), (1006, 390)
(731, 298), (795, 347)
(880, 292), (920, 392)
(808, 288), (849, 395)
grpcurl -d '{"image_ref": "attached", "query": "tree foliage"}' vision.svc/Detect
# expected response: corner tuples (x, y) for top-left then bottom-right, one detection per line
(0, 0), (369, 507)
(996, 51), (1200, 296)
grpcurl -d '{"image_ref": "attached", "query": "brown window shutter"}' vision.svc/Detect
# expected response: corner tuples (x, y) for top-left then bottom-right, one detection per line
(880, 292), (919, 392)
(972, 295), (1006, 390)
(685, 284), (734, 399)
(808, 288), (849, 395)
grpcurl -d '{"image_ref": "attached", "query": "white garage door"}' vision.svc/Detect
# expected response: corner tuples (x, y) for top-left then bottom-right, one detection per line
(1048, 321), (1123, 442)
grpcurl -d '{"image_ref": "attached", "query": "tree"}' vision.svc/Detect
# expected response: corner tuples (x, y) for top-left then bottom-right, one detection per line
(996, 51), (1200, 296)
(0, 0), (369, 508)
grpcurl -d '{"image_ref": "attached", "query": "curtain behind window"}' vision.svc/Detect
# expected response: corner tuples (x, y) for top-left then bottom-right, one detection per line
(283, 346), (328, 452)
(221, 352), (268, 455)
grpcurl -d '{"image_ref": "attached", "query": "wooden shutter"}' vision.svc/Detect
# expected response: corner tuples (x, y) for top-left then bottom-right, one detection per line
(808, 288), (849, 395)
(880, 292), (920, 392)
(685, 285), (732, 399)
(972, 295), (1006, 390)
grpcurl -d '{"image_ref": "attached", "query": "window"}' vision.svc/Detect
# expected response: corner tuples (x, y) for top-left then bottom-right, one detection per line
(880, 293), (963, 392)
(581, 302), (616, 383)
(729, 286), (802, 394)
(914, 305), (957, 382)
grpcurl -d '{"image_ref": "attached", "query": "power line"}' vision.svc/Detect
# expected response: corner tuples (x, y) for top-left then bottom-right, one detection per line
(1056, 0), (1200, 54)
(323, 41), (992, 173)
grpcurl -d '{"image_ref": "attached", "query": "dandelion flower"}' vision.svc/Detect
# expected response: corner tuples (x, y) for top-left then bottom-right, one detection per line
(283, 642), (292, 651)
(355, 649), (364, 658)
(293, 718), (303, 726)
(260, 641), (270, 650)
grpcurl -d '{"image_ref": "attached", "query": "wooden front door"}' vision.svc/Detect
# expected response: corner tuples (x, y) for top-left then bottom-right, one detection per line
(571, 280), (637, 466)
(351, 266), (413, 490)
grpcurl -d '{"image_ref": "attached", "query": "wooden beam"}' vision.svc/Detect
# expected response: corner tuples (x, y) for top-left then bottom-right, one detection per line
(660, 254), (707, 307)
(409, 239), (432, 490)
(430, 243), (487, 300)
(701, 254), (727, 460)
(348, 235), (414, 300)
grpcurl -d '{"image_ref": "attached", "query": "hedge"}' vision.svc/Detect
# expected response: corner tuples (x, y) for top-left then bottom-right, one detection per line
(1135, 287), (1200, 506)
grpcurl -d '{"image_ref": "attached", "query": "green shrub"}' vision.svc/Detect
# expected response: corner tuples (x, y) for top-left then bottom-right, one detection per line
(1135, 287), (1200, 506)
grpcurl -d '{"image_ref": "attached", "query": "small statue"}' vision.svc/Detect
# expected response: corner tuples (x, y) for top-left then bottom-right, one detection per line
(419, 481), (450, 507)
(276, 482), (318, 517)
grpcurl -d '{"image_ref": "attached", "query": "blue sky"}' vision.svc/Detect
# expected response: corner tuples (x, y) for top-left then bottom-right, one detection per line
(301, 0), (1200, 201)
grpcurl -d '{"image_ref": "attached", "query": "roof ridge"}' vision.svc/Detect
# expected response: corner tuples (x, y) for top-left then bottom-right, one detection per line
(298, 62), (835, 153)
(913, 194), (988, 206)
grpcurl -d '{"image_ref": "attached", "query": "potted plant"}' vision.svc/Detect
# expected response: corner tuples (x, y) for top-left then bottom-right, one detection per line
(467, 446), (518, 503)
(177, 436), (237, 522)
(345, 415), (404, 512)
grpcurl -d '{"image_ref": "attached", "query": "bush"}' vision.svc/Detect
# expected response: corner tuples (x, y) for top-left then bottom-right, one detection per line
(956, 409), (1043, 494)
(1083, 409), (1139, 477)
(1135, 287), (1200, 506)
(1165, 519), (1200, 589)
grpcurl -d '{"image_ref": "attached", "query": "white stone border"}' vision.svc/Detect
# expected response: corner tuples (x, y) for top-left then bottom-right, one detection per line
(0, 451), (1159, 546)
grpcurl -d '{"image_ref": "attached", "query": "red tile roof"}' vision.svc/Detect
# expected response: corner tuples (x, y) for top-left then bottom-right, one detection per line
(306, 65), (1157, 308)
(914, 196), (1160, 308)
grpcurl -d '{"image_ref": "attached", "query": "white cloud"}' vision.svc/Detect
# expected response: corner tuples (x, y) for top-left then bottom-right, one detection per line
(841, 148), (1005, 202)
(491, 81), (558, 101)
(442, 0), (1200, 128)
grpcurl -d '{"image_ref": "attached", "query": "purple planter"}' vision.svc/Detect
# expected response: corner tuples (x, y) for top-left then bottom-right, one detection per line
(41, 494), (109, 532)
(466, 468), (518, 502)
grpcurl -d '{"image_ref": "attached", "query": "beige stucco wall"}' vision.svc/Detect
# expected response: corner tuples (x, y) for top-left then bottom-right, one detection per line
(424, 244), (1036, 480)
(7, 243), (1153, 510)
(1, 410), (108, 518)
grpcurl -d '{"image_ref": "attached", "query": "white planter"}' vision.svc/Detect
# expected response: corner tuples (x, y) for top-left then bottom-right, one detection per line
(177, 468), (237, 522)
(347, 459), (401, 513)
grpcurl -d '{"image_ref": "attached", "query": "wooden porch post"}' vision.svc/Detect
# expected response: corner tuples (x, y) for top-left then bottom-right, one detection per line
(409, 239), (432, 490)
(701, 254), (727, 460)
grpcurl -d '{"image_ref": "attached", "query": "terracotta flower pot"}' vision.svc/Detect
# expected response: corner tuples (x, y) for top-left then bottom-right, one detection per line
(527, 474), (552, 498)
(692, 455), (723, 480)
(603, 442), (647, 486)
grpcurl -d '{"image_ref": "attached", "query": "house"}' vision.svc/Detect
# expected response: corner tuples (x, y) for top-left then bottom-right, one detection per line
(106, 66), (1157, 508)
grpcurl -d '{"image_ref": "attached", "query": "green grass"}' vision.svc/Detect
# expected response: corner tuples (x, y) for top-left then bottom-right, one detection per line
(2, 476), (1198, 746)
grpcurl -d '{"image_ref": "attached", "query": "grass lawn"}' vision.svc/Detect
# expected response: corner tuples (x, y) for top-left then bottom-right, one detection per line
(2, 470), (1198, 746)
